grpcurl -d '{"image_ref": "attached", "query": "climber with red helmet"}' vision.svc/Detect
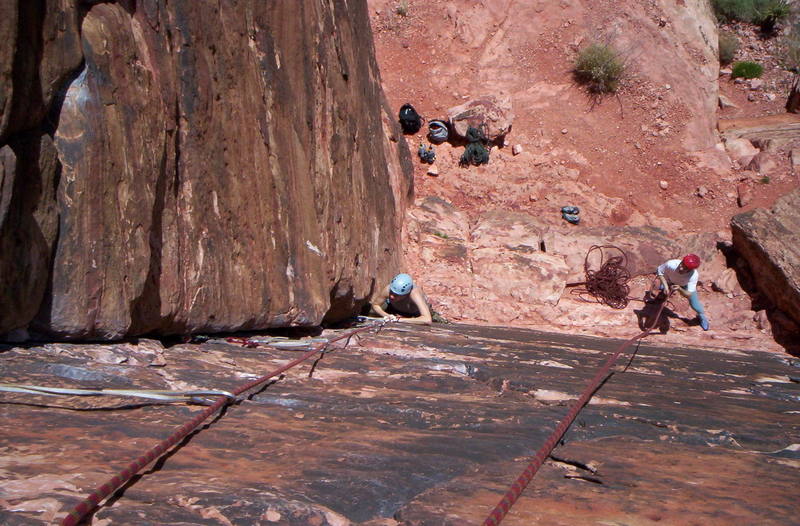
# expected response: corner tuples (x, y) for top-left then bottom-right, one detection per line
(370, 273), (433, 325)
(650, 254), (709, 331)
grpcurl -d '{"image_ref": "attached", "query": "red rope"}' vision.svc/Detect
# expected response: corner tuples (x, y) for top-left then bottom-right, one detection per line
(60, 321), (386, 526)
(482, 296), (672, 526)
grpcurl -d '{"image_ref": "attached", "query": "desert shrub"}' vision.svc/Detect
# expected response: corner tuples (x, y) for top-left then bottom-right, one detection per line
(719, 31), (740, 65)
(731, 60), (764, 78)
(395, 0), (408, 16)
(712, 0), (758, 22)
(712, 0), (791, 31)
(574, 43), (625, 94)
(754, 0), (791, 34)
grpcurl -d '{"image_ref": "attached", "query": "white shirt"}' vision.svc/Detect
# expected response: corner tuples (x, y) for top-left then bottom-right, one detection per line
(657, 259), (698, 293)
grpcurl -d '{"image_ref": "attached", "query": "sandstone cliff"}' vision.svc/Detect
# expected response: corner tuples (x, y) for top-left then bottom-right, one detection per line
(371, 0), (797, 352)
(0, 0), (412, 339)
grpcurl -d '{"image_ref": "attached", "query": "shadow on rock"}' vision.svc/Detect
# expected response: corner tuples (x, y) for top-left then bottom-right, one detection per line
(633, 293), (695, 334)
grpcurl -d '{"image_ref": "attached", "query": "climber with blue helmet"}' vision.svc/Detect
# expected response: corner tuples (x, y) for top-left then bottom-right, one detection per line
(370, 273), (432, 325)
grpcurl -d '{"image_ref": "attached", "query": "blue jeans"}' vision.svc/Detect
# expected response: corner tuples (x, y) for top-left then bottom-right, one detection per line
(661, 284), (705, 315)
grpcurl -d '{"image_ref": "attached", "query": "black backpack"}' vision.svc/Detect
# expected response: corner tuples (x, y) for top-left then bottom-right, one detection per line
(398, 103), (423, 134)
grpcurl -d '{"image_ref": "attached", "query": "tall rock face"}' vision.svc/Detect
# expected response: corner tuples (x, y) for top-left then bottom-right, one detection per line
(731, 189), (800, 328)
(0, 0), (412, 339)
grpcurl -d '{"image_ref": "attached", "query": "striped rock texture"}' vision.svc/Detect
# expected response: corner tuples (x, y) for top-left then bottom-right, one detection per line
(0, 0), (411, 339)
(0, 323), (798, 524)
(731, 188), (800, 344)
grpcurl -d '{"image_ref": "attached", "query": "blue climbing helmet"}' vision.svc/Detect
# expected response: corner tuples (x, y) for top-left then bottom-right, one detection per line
(389, 273), (414, 295)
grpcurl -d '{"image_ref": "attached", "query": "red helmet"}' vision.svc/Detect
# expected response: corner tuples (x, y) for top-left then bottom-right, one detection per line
(682, 254), (701, 270)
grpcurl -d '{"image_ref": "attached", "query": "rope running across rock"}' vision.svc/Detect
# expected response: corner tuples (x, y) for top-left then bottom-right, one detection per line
(59, 319), (391, 526)
(481, 292), (673, 525)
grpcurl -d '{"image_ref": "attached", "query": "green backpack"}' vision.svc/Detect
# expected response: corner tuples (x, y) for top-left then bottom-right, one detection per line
(459, 125), (490, 166)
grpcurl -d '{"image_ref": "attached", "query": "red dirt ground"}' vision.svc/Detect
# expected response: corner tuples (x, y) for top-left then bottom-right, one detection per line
(368, 0), (798, 353)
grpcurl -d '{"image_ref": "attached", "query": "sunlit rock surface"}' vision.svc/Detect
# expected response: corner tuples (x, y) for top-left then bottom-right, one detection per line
(731, 188), (800, 328)
(1, 323), (797, 524)
(0, 1), (411, 339)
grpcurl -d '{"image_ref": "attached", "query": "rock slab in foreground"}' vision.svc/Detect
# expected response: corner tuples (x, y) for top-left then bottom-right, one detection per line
(0, 323), (797, 525)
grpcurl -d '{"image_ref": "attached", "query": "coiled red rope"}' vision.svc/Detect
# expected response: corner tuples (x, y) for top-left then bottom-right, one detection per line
(60, 320), (387, 526)
(481, 295), (671, 526)
(568, 245), (632, 309)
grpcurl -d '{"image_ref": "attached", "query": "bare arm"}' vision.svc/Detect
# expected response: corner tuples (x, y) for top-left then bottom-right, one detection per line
(400, 288), (432, 325)
(370, 287), (395, 319)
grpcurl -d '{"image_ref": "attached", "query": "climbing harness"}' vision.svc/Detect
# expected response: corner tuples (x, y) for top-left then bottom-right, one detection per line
(481, 292), (673, 526)
(59, 319), (393, 526)
(568, 245), (632, 309)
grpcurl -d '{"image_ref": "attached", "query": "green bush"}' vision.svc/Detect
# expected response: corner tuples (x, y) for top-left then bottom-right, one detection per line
(574, 43), (625, 94)
(719, 31), (740, 65)
(754, 0), (791, 33)
(712, 0), (791, 31)
(712, 0), (758, 22)
(731, 61), (764, 78)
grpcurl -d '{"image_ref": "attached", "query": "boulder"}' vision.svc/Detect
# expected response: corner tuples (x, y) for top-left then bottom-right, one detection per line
(718, 93), (737, 109)
(447, 94), (514, 142)
(724, 138), (760, 167)
(712, 267), (742, 295)
(748, 151), (777, 174)
(731, 189), (800, 326)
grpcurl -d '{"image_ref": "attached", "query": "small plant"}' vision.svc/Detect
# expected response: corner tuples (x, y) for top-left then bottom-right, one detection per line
(731, 60), (764, 78)
(432, 231), (449, 239)
(712, 0), (791, 26)
(711, 0), (759, 22)
(719, 31), (740, 65)
(574, 43), (625, 94)
(395, 0), (408, 17)
(760, 175), (771, 183)
(754, 0), (791, 34)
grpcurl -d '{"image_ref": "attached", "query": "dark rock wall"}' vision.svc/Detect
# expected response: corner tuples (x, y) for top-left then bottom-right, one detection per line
(0, 0), (412, 339)
(731, 188), (800, 329)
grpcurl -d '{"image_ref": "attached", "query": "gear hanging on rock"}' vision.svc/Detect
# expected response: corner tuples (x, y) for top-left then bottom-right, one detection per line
(569, 245), (631, 309)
